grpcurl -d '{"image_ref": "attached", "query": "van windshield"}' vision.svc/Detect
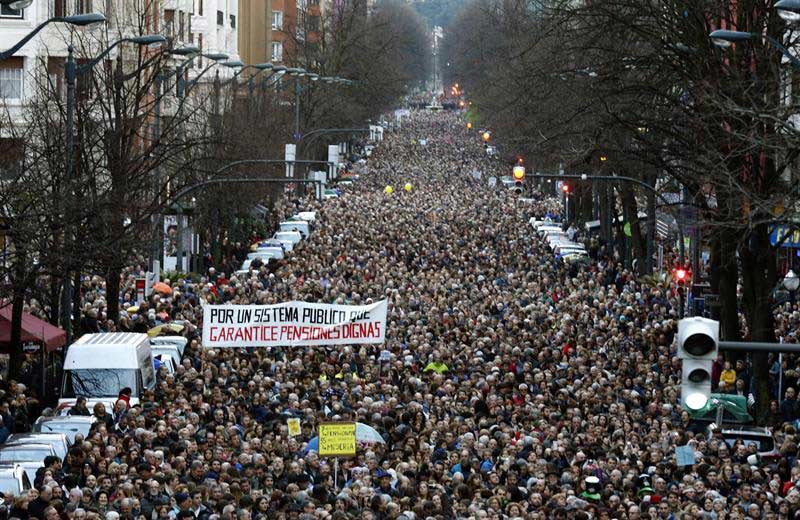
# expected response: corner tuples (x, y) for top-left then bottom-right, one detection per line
(62, 369), (137, 398)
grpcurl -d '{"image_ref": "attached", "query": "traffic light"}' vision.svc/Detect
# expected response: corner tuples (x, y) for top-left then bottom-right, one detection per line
(482, 131), (491, 142)
(466, 121), (473, 130)
(512, 165), (525, 195)
(561, 183), (571, 194)
(673, 266), (690, 284)
(677, 317), (719, 411)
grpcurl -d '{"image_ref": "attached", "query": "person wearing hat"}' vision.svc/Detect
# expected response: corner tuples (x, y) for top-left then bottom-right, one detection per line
(580, 476), (602, 502)
(374, 468), (398, 497)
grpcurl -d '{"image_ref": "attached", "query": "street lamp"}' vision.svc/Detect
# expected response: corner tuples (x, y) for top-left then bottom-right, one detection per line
(0, 12), (106, 61)
(709, 29), (800, 69)
(0, 0), (32, 8)
(777, 0), (800, 23)
(62, 33), (166, 342)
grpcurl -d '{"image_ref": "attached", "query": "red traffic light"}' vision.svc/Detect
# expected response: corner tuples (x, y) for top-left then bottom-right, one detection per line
(516, 156), (524, 165)
(561, 184), (571, 193)
(674, 268), (688, 282)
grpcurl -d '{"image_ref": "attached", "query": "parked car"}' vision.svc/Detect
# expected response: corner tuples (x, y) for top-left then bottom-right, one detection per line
(279, 220), (310, 238)
(32, 416), (96, 443)
(252, 246), (285, 260)
(5, 433), (70, 459)
(715, 426), (781, 462)
(0, 463), (31, 497)
(0, 444), (56, 481)
(151, 344), (181, 369)
(273, 231), (303, 245)
(149, 336), (188, 357)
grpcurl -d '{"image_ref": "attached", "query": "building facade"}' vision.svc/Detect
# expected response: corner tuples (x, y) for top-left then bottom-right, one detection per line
(238, 0), (272, 66)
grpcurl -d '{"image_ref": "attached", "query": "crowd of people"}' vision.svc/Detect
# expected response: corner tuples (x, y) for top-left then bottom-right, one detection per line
(6, 110), (800, 520)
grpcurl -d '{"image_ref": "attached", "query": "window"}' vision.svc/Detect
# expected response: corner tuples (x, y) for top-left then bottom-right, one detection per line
(271, 42), (283, 62)
(0, 138), (23, 181)
(0, 4), (23, 17)
(229, 14), (235, 28)
(196, 0), (203, 16)
(272, 11), (283, 30)
(216, 9), (223, 25)
(0, 58), (23, 100)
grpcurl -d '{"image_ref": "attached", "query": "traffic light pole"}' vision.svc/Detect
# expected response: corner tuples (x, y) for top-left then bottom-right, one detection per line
(719, 341), (800, 353)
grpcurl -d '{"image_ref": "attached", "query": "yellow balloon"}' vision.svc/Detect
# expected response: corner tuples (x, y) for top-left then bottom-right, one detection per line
(384, 185), (393, 194)
(404, 183), (412, 192)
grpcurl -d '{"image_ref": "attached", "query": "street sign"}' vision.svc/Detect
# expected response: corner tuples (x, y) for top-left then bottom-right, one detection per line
(135, 278), (146, 304)
(319, 422), (356, 457)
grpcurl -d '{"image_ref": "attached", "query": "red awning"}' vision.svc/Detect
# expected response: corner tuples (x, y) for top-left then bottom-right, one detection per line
(0, 305), (66, 352)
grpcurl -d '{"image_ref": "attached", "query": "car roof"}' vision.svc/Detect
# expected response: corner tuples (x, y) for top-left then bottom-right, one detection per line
(0, 443), (54, 450)
(37, 415), (95, 423)
(7, 433), (66, 440)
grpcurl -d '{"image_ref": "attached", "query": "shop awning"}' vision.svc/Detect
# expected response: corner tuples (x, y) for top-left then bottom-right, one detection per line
(0, 305), (66, 352)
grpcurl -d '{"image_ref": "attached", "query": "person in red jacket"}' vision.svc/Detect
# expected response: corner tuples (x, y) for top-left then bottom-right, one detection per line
(116, 387), (132, 410)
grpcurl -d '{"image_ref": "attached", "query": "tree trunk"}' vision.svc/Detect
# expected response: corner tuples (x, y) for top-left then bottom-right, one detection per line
(106, 262), (121, 324)
(740, 225), (777, 423)
(620, 184), (646, 274)
(71, 270), (81, 338)
(9, 246), (27, 381)
(717, 228), (741, 342)
(48, 277), (60, 326)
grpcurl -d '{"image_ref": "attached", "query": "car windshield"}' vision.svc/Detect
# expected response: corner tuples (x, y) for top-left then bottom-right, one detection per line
(34, 421), (89, 438)
(61, 369), (137, 398)
(0, 448), (49, 462)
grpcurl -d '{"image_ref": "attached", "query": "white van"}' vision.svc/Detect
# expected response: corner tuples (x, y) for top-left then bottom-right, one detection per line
(59, 333), (155, 413)
(279, 221), (310, 238)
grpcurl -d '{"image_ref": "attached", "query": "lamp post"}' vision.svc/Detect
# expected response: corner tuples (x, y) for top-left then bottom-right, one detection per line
(709, 29), (800, 70)
(784, 269), (799, 306)
(0, 11), (106, 61)
(777, 0), (800, 22)
(61, 34), (166, 343)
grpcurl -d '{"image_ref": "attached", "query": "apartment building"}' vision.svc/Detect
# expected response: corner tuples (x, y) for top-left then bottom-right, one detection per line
(238, 0), (272, 66)
(189, 0), (239, 78)
(270, 0), (296, 64)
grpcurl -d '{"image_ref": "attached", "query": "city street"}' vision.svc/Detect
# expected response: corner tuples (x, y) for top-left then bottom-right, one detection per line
(5, 0), (800, 518)
(11, 109), (766, 520)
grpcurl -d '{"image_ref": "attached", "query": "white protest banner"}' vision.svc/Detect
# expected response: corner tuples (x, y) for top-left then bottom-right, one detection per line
(202, 300), (387, 348)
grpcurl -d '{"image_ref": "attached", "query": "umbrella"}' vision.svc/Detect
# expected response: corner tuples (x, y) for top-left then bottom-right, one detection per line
(147, 323), (185, 337)
(304, 422), (385, 454)
(127, 306), (139, 314)
(153, 282), (173, 295)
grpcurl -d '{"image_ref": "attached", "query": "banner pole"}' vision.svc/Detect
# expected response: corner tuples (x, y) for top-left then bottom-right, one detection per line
(334, 457), (339, 491)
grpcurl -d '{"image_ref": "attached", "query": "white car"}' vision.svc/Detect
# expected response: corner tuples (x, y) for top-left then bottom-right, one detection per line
(253, 246), (285, 260)
(0, 444), (55, 482)
(149, 336), (188, 357)
(241, 257), (272, 272)
(33, 416), (96, 443)
(5, 433), (71, 460)
(0, 464), (31, 497)
(247, 251), (279, 262)
(295, 211), (316, 222)
(273, 231), (303, 245)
